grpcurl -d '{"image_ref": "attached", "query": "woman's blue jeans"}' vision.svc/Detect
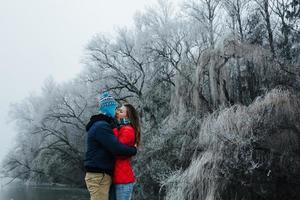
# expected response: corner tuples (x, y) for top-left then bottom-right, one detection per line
(109, 183), (134, 200)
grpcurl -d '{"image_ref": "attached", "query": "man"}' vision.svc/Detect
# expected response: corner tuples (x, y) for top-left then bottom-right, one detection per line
(84, 91), (137, 200)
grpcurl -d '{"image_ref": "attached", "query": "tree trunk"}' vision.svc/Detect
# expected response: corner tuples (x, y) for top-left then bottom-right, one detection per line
(263, 0), (276, 57)
(209, 54), (219, 108)
(236, 0), (244, 41)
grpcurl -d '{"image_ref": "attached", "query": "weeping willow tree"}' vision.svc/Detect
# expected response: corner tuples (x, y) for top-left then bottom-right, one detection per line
(163, 88), (300, 200)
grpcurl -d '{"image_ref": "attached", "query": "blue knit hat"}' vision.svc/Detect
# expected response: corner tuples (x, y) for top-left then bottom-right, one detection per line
(98, 91), (118, 118)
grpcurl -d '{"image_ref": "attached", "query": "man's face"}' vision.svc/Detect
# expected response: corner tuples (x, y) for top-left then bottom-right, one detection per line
(116, 106), (127, 120)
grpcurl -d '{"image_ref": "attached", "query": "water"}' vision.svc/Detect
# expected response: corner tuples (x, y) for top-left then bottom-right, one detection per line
(0, 185), (89, 200)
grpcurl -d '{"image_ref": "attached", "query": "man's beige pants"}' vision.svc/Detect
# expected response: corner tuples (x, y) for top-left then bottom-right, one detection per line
(85, 172), (112, 200)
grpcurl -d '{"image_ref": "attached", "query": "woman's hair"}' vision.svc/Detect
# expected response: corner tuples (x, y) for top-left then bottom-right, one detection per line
(124, 104), (141, 147)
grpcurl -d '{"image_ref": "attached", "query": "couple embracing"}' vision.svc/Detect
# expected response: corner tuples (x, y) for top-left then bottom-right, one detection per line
(84, 91), (140, 200)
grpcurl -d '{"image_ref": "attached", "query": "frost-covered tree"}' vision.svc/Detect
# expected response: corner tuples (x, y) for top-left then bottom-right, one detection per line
(164, 88), (300, 200)
(254, 0), (276, 56)
(2, 78), (91, 185)
(2, 0), (300, 199)
(222, 0), (248, 41)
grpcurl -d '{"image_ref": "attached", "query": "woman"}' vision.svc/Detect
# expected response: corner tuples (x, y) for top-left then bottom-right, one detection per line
(112, 104), (141, 200)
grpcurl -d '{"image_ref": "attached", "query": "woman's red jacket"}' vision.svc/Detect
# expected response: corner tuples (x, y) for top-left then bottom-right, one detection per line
(112, 125), (135, 184)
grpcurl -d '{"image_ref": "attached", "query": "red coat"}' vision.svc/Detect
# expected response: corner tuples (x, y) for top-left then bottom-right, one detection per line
(112, 125), (136, 184)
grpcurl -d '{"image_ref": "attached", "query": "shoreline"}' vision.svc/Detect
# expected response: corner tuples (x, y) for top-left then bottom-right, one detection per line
(0, 176), (85, 190)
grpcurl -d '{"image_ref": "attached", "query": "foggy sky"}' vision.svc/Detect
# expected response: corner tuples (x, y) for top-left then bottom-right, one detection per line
(0, 0), (155, 161)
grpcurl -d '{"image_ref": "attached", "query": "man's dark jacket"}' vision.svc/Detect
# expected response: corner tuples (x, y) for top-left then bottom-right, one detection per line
(84, 114), (137, 176)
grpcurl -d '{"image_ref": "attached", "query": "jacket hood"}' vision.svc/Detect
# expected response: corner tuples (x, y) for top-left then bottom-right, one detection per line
(86, 114), (115, 131)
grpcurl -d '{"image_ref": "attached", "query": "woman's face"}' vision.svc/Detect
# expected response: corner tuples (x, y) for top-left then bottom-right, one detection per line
(116, 106), (127, 120)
